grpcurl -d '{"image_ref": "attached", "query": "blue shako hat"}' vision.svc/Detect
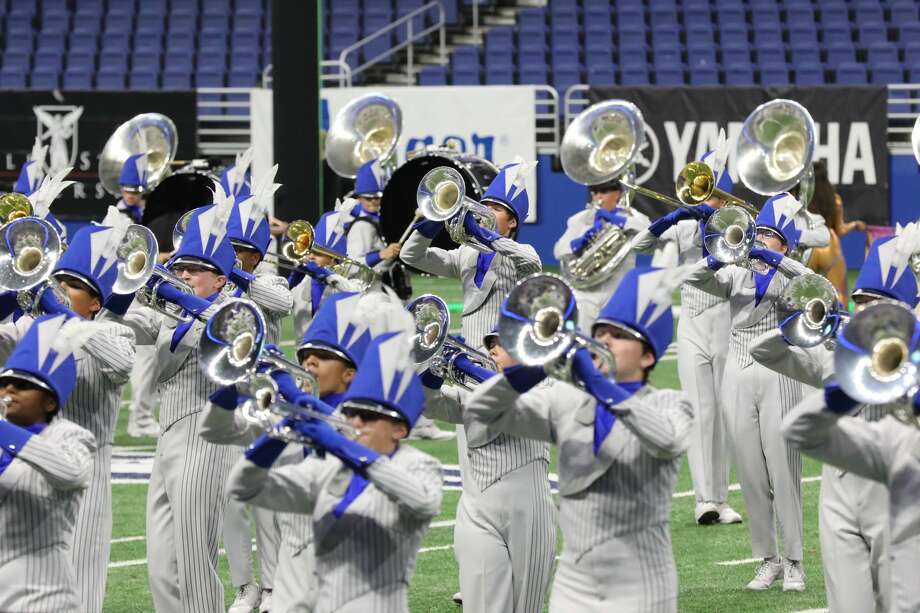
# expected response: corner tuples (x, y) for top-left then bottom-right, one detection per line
(15, 137), (48, 196)
(119, 152), (149, 192)
(168, 182), (237, 276)
(593, 266), (675, 361)
(481, 157), (538, 224)
(353, 159), (387, 197)
(226, 164), (280, 257)
(853, 232), (920, 307)
(0, 314), (95, 406)
(342, 330), (425, 427)
(220, 147), (254, 199)
(313, 210), (348, 256)
(699, 149), (734, 194)
(52, 207), (132, 304)
(297, 292), (373, 367)
(755, 192), (803, 252)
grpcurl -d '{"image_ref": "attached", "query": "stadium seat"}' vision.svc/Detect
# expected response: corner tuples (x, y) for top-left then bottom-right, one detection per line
(621, 66), (650, 85)
(760, 63), (790, 85)
(891, 2), (919, 24)
(725, 64), (755, 85)
(0, 68), (28, 88)
(654, 66), (684, 85)
(163, 69), (192, 90)
(867, 42), (898, 68)
(31, 68), (60, 89)
(689, 66), (720, 85)
(826, 42), (856, 69)
(486, 65), (515, 85)
(63, 67), (92, 89)
(870, 63), (904, 84)
(452, 67), (481, 85)
(836, 62), (868, 84)
(418, 65), (448, 85)
(586, 64), (615, 85)
(96, 68), (125, 89)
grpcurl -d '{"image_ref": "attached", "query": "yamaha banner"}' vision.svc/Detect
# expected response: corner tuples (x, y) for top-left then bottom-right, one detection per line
(587, 86), (889, 225)
(0, 91), (197, 220)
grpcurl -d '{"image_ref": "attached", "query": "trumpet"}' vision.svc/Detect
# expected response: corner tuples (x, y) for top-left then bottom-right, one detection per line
(408, 294), (496, 390)
(0, 193), (33, 226)
(776, 274), (844, 348)
(15, 278), (73, 318)
(239, 373), (359, 445)
(134, 265), (200, 322)
(834, 300), (920, 413)
(0, 217), (64, 292)
(498, 273), (616, 389)
(199, 298), (319, 394)
(416, 166), (498, 253)
(262, 220), (378, 292)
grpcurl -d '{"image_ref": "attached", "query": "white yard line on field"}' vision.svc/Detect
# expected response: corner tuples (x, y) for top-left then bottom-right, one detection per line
(716, 557), (762, 566)
(672, 475), (821, 499)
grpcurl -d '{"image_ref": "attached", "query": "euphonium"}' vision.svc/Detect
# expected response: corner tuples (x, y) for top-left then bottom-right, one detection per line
(0, 217), (64, 292)
(408, 294), (497, 390)
(702, 206), (758, 266)
(416, 166), (498, 253)
(834, 300), (920, 412)
(776, 274), (844, 348)
(113, 225), (159, 294)
(498, 273), (616, 388)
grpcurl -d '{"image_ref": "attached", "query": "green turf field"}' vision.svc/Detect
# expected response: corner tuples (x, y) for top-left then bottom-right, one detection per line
(104, 272), (832, 612)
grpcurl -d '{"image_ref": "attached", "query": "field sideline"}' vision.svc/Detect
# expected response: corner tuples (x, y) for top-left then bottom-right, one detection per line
(102, 272), (832, 612)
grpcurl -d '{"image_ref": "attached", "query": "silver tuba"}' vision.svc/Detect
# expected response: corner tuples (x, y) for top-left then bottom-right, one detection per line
(408, 294), (496, 390)
(199, 298), (319, 393)
(776, 273), (844, 347)
(498, 273), (616, 388)
(0, 217), (64, 292)
(834, 300), (920, 412)
(559, 100), (647, 289)
(113, 225), (159, 294)
(99, 113), (178, 196)
(735, 99), (817, 196)
(325, 93), (402, 179)
(416, 166), (498, 253)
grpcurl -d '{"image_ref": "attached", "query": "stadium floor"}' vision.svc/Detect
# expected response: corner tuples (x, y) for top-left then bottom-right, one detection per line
(104, 272), (832, 612)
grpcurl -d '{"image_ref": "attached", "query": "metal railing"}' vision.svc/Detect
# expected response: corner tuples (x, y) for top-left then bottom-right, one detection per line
(332, 0), (447, 85)
(533, 85), (560, 155)
(197, 87), (254, 156)
(564, 83), (920, 152)
(261, 62), (354, 88)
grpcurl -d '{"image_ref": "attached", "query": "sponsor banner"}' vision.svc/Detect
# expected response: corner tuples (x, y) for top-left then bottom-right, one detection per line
(587, 86), (889, 224)
(0, 91), (197, 220)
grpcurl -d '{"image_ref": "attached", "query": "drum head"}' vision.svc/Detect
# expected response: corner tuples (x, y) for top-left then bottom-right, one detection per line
(143, 171), (215, 252)
(380, 153), (499, 251)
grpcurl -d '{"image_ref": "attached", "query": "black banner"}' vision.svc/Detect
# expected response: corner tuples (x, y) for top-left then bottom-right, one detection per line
(587, 86), (889, 225)
(0, 91), (197, 220)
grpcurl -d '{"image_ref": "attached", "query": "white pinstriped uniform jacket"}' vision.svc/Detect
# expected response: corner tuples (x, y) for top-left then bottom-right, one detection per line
(0, 417), (96, 612)
(227, 443), (443, 613)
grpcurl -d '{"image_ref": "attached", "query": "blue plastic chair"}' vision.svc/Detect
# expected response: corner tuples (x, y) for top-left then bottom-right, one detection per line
(835, 62), (868, 84)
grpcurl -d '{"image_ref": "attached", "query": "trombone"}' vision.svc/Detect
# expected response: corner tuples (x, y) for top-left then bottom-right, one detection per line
(498, 273), (616, 390)
(776, 273), (845, 348)
(408, 294), (497, 390)
(416, 166), (498, 253)
(262, 220), (378, 292)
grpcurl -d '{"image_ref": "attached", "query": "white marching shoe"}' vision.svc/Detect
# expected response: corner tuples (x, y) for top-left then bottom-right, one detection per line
(258, 588), (272, 613)
(746, 558), (783, 590)
(783, 559), (806, 592)
(452, 591), (462, 605)
(127, 414), (159, 438)
(694, 501), (720, 524)
(717, 503), (743, 524)
(408, 417), (456, 441)
(228, 583), (262, 613)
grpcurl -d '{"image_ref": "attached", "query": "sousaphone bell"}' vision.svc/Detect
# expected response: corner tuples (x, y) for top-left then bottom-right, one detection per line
(325, 93), (402, 179)
(99, 113), (178, 196)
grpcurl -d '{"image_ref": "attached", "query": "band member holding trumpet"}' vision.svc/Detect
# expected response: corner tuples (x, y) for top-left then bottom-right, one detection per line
(414, 305), (556, 613)
(227, 327), (443, 613)
(0, 315), (97, 612)
(630, 149), (742, 526)
(465, 268), (692, 612)
(111, 187), (240, 612)
(686, 193), (813, 591)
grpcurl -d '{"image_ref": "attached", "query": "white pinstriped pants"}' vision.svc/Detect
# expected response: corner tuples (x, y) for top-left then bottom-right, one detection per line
(146, 412), (235, 613)
(129, 344), (159, 423)
(71, 444), (113, 613)
(722, 360), (804, 560)
(223, 497), (281, 589)
(272, 541), (317, 612)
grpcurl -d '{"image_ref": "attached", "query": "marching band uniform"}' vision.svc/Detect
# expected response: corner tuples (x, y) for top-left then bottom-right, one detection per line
(631, 152), (740, 525)
(227, 330), (443, 613)
(553, 178), (650, 330)
(685, 193), (811, 589)
(14, 137), (47, 197)
(466, 267), (692, 612)
(345, 160), (396, 283)
(113, 194), (239, 612)
(115, 152), (149, 224)
(421, 331), (556, 613)
(0, 315), (97, 612)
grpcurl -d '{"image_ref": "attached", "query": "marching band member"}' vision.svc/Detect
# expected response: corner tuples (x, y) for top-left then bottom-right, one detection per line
(554, 177), (650, 329)
(222, 167), (293, 613)
(25, 166), (70, 245)
(221, 146), (254, 201)
(111, 188), (239, 612)
(201, 291), (375, 613)
(685, 193), (812, 591)
(631, 150), (742, 526)
(465, 267), (692, 612)
(227, 328), (443, 613)
(0, 315), (97, 612)
(14, 137), (47, 196)
(420, 326), (556, 613)
(115, 151), (149, 224)
(752, 232), (920, 612)
(346, 159), (403, 281)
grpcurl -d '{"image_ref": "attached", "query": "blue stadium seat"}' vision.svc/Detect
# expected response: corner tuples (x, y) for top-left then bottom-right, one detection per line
(891, 2), (919, 24)
(198, 52), (226, 72)
(100, 32), (131, 53)
(34, 50), (64, 72)
(586, 64), (615, 85)
(37, 33), (66, 53)
(654, 66), (684, 85)
(836, 62), (868, 84)
(760, 62), (790, 85)
(870, 63), (903, 84)
(725, 64), (755, 84)
(5, 35), (35, 54)
(686, 25), (714, 45)
(96, 68), (126, 88)
(66, 51), (94, 71)
(653, 47), (681, 66)
(201, 16), (230, 34)
(721, 39), (752, 63)
(905, 42), (920, 67)
(31, 68), (60, 89)
(819, 4), (849, 26)
(754, 41), (786, 64)
(134, 32), (162, 52)
(485, 27), (514, 53)
(854, 5), (884, 26)
(132, 52), (160, 72)
(552, 47), (580, 71)
(99, 51), (128, 73)
(165, 50), (194, 72)
(585, 33), (613, 55)
(107, 1), (135, 18)
(900, 23), (920, 47)
(717, 6), (746, 27)
(825, 42), (855, 69)
(857, 23), (887, 47)
(104, 14), (133, 33)
(69, 32), (98, 53)
(163, 69), (192, 90)
(868, 42), (898, 68)
(552, 66), (581, 93)
(0, 67), (27, 89)
(196, 71), (225, 88)
(518, 8), (547, 36)
(621, 65), (650, 85)
(129, 71), (159, 89)
(791, 44), (822, 66)
(788, 25), (818, 47)
(519, 64), (548, 84)
(227, 68), (257, 87)
(418, 65), (448, 85)
(63, 67), (92, 89)
(452, 67), (481, 85)
(71, 14), (100, 35)
(822, 25), (852, 46)
(689, 65), (719, 85)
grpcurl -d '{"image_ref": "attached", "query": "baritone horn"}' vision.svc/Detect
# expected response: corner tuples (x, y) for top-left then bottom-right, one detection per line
(0, 217), (64, 292)
(735, 98), (816, 196)
(325, 93), (402, 178)
(702, 205), (758, 266)
(776, 274), (844, 348)
(408, 294), (497, 390)
(113, 225), (159, 294)
(834, 300), (920, 410)
(416, 166), (498, 253)
(99, 113), (178, 195)
(498, 273), (616, 388)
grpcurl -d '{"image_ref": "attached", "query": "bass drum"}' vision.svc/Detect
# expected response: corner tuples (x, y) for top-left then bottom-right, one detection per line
(380, 151), (499, 251)
(142, 170), (216, 253)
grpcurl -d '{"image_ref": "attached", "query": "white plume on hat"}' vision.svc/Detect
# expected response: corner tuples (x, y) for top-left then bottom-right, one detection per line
(47, 318), (99, 374)
(28, 166), (75, 219)
(29, 136), (48, 167)
(228, 146), (254, 194)
(98, 205), (134, 273)
(355, 291), (414, 339)
(245, 163), (281, 224)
